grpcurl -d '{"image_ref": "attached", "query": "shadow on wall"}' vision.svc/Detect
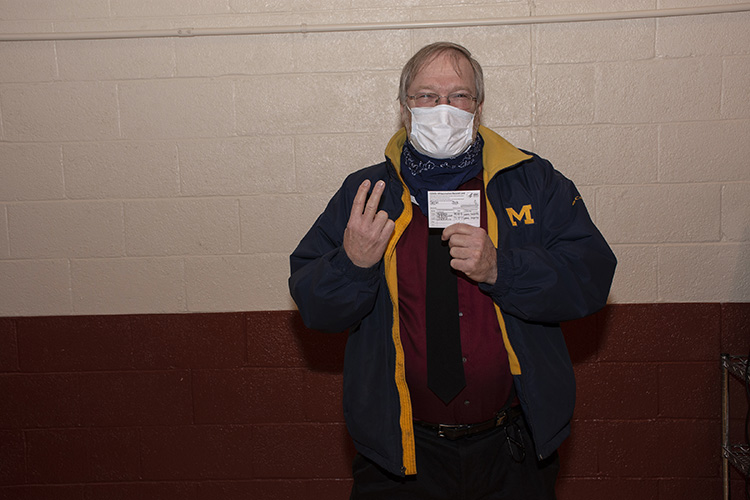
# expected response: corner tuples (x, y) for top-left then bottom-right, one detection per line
(560, 308), (608, 364)
(286, 313), (348, 374)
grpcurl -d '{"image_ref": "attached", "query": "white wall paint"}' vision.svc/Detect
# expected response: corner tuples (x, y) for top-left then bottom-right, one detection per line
(0, 2), (748, 316)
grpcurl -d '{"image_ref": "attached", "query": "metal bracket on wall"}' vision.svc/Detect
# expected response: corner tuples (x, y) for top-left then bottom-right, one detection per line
(721, 353), (750, 499)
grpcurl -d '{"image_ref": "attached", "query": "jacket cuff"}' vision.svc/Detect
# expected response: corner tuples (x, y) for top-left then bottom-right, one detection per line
(330, 246), (381, 282)
(479, 250), (513, 298)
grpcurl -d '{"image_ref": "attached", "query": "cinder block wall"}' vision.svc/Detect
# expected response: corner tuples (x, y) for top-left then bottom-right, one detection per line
(1, 1), (749, 499)
(1, 2), (749, 314)
(2, 306), (748, 498)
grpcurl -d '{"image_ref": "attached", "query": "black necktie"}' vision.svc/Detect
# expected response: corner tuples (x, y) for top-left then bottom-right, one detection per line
(425, 229), (466, 404)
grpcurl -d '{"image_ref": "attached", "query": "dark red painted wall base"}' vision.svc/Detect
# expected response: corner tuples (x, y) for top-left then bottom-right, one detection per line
(1, 304), (748, 500)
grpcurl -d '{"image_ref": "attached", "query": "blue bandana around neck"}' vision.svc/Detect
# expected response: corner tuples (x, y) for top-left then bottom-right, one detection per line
(400, 133), (484, 217)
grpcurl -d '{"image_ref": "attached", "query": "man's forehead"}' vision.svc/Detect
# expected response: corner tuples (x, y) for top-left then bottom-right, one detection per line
(411, 52), (474, 89)
(418, 51), (471, 75)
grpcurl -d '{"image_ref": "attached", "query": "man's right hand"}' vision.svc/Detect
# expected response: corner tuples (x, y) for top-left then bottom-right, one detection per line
(343, 179), (395, 268)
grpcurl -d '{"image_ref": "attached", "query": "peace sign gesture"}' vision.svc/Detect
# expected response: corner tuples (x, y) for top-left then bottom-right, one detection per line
(343, 179), (395, 268)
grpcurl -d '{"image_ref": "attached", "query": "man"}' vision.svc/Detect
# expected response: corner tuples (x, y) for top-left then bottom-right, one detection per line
(289, 42), (616, 499)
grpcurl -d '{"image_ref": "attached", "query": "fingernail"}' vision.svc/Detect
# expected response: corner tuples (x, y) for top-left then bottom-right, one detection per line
(377, 180), (385, 188)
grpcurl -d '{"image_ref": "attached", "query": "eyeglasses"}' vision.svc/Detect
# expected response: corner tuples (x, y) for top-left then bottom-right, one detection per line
(407, 92), (477, 110)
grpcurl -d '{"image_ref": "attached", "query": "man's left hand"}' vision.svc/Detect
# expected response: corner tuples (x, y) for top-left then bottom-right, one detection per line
(442, 223), (497, 285)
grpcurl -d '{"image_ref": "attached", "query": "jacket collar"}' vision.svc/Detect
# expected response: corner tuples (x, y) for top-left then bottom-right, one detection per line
(384, 125), (531, 181)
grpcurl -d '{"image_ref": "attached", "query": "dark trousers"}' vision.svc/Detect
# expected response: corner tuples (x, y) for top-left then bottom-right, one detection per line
(350, 414), (559, 500)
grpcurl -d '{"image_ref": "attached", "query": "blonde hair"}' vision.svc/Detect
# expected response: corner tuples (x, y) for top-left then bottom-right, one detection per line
(398, 42), (484, 106)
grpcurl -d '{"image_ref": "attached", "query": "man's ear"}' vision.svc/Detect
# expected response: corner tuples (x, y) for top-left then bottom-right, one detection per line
(400, 103), (411, 134)
(473, 101), (484, 134)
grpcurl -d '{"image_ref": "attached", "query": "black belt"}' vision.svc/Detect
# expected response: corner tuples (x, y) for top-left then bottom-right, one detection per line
(414, 406), (523, 440)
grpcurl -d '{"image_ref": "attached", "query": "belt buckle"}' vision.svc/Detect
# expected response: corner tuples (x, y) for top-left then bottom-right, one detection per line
(437, 423), (464, 439)
(437, 424), (451, 438)
(437, 425), (447, 438)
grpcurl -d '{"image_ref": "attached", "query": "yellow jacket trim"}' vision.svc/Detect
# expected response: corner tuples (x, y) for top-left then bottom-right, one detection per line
(383, 128), (417, 475)
(484, 192), (522, 376)
(480, 125), (530, 376)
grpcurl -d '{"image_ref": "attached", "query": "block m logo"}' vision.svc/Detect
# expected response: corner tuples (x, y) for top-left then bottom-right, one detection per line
(505, 204), (535, 226)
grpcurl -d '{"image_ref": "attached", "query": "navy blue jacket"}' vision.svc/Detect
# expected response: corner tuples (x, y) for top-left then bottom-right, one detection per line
(289, 126), (617, 476)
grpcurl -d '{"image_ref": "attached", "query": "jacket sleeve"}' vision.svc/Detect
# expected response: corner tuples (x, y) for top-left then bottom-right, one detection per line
(288, 183), (383, 333)
(481, 163), (617, 324)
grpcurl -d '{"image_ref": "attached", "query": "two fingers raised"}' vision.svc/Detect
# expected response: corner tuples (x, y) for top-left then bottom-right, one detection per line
(344, 180), (395, 268)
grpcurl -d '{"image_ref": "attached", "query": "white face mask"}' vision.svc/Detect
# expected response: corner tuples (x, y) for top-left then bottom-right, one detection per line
(408, 104), (476, 159)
